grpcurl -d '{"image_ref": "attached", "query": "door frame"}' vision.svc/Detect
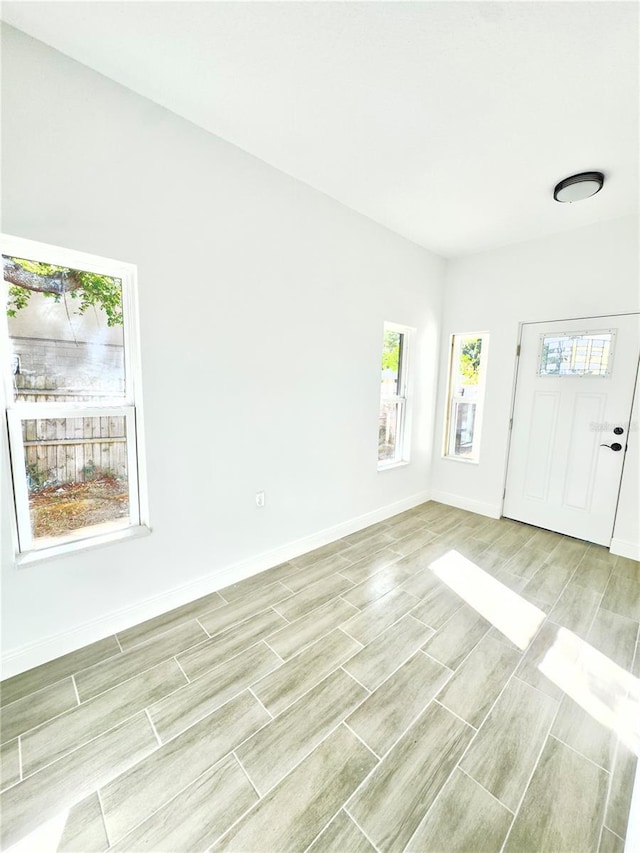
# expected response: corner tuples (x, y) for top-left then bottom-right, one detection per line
(501, 311), (640, 547)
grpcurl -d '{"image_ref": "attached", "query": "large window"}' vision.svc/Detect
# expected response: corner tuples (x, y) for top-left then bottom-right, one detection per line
(378, 322), (413, 468)
(444, 332), (489, 462)
(1, 235), (148, 560)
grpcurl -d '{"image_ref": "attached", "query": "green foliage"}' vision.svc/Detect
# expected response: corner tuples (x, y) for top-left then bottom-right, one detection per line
(12, 259), (60, 276)
(7, 285), (31, 317)
(381, 331), (401, 373)
(6, 257), (123, 326)
(81, 460), (96, 481)
(70, 270), (123, 326)
(81, 460), (118, 481)
(25, 461), (52, 492)
(460, 337), (482, 384)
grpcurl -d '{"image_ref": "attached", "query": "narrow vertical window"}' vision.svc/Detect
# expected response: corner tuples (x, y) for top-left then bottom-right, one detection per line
(378, 322), (412, 468)
(1, 235), (148, 559)
(444, 332), (489, 461)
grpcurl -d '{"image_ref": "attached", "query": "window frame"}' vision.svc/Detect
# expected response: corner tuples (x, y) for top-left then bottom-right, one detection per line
(378, 321), (414, 471)
(443, 331), (490, 464)
(1, 233), (149, 563)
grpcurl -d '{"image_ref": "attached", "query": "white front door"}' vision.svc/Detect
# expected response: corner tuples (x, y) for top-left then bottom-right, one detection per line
(503, 314), (640, 546)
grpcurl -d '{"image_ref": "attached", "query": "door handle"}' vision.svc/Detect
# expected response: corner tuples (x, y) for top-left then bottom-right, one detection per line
(600, 443), (623, 451)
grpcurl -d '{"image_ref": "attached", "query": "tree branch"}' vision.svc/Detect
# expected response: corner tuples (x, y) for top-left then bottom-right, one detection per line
(2, 258), (84, 295)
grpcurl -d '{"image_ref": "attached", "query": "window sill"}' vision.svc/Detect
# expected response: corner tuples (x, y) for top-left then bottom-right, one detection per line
(378, 460), (410, 472)
(15, 524), (152, 567)
(441, 454), (479, 465)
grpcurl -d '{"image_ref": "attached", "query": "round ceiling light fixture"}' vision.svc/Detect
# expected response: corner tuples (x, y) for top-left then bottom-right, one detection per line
(553, 171), (605, 203)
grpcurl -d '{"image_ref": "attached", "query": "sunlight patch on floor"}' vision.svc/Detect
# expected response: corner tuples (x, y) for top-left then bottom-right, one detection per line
(539, 627), (640, 755)
(5, 809), (69, 853)
(430, 550), (546, 650)
(429, 550), (640, 757)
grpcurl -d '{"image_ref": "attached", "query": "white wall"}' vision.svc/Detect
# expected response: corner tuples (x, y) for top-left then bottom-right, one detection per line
(0, 26), (444, 674)
(431, 216), (640, 548)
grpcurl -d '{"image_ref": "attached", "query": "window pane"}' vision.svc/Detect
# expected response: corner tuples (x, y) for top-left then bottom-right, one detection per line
(4, 255), (125, 402)
(21, 415), (130, 545)
(379, 400), (400, 462)
(538, 331), (614, 377)
(445, 334), (487, 460)
(378, 323), (412, 468)
(381, 330), (403, 395)
(453, 336), (482, 396)
(452, 400), (476, 456)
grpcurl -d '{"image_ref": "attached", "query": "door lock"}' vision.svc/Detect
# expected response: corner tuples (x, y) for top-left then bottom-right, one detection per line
(613, 427), (624, 435)
(600, 443), (623, 451)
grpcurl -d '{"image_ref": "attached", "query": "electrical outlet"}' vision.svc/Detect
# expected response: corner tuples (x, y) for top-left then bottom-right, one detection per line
(255, 491), (265, 508)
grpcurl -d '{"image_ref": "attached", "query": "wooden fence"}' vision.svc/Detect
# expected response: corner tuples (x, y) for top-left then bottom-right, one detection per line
(14, 374), (127, 489)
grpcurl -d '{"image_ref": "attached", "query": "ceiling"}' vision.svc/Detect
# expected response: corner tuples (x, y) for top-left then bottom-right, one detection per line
(2, 1), (638, 257)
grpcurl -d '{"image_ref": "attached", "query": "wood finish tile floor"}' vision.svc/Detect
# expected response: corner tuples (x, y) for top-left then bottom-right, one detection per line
(1, 501), (639, 852)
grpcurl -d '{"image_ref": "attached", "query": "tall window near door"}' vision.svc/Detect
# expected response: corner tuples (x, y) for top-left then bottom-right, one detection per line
(444, 332), (489, 461)
(378, 322), (412, 468)
(1, 236), (148, 559)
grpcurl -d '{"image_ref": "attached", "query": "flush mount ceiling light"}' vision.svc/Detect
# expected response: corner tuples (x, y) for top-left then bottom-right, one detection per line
(553, 171), (605, 203)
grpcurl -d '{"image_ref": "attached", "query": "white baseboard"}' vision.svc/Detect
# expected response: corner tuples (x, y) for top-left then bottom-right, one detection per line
(430, 490), (501, 520)
(609, 537), (640, 561)
(1, 489), (431, 678)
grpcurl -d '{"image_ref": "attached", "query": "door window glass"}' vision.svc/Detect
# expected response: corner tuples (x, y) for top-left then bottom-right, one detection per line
(538, 330), (615, 377)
